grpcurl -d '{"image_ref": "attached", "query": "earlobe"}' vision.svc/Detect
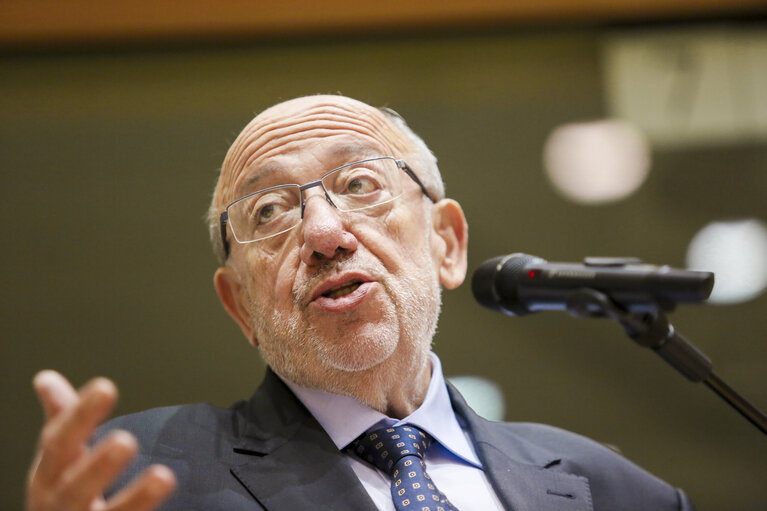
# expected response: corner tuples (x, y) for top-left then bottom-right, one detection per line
(214, 266), (258, 346)
(431, 199), (469, 290)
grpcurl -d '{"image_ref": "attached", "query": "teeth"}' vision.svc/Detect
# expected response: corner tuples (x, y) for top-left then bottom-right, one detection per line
(325, 281), (362, 299)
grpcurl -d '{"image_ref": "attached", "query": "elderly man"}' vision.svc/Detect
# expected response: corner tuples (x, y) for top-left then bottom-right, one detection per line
(27, 95), (695, 511)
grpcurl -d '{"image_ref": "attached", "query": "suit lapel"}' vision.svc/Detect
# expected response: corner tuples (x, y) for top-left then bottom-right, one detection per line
(229, 369), (377, 511)
(229, 369), (593, 511)
(448, 384), (593, 511)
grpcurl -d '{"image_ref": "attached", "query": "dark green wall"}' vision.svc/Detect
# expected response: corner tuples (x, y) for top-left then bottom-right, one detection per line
(2, 28), (766, 510)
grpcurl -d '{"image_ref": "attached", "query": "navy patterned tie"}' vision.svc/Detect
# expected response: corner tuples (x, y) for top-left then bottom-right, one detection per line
(350, 425), (459, 511)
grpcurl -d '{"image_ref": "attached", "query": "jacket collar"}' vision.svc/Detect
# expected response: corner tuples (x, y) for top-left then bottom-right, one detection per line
(229, 368), (592, 511)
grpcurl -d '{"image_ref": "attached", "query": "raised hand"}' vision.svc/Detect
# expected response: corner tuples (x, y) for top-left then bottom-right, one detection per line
(27, 371), (176, 511)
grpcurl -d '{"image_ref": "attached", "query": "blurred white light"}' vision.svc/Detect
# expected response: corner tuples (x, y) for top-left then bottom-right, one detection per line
(686, 219), (767, 304)
(448, 375), (505, 421)
(543, 119), (651, 204)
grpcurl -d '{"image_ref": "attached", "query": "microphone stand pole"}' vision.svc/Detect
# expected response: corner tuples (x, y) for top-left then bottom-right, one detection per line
(566, 288), (767, 436)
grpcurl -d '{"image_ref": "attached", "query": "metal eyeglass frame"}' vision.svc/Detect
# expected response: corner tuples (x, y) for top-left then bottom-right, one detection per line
(219, 156), (436, 259)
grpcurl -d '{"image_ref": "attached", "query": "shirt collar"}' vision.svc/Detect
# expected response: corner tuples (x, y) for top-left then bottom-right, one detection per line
(281, 352), (481, 467)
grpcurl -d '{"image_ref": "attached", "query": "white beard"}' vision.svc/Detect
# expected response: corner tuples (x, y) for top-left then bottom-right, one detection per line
(248, 248), (442, 393)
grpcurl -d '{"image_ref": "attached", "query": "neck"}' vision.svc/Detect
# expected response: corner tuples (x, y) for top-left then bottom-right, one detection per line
(373, 354), (432, 419)
(293, 349), (433, 419)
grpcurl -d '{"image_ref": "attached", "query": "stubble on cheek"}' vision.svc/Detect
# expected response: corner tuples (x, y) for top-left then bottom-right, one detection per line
(244, 258), (404, 388)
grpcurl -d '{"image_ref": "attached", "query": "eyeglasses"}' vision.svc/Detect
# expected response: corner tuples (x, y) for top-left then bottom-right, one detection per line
(219, 156), (434, 258)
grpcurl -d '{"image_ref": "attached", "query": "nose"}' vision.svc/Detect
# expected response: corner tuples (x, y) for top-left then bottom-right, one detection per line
(299, 193), (358, 265)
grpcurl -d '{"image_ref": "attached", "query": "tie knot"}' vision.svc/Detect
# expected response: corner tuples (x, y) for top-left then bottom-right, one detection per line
(350, 425), (432, 474)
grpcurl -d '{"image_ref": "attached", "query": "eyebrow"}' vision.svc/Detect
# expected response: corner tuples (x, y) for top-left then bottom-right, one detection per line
(237, 143), (386, 196)
(329, 143), (381, 160)
(240, 162), (282, 194)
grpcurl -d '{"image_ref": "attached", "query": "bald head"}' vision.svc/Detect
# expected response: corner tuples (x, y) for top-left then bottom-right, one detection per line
(207, 95), (444, 264)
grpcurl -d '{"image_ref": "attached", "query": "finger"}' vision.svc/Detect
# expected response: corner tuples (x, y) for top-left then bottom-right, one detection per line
(33, 370), (78, 421)
(106, 465), (176, 511)
(35, 377), (118, 485)
(55, 430), (139, 510)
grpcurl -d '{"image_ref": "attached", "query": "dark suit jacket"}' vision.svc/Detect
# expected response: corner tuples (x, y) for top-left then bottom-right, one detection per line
(101, 369), (695, 510)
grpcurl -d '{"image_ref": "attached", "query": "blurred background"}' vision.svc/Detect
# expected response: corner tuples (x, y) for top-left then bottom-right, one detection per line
(2, 1), (766, 509)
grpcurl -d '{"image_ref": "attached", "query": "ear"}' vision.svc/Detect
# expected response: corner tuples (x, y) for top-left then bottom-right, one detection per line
(214, 266), (258, 346)
(430, 199), (468, 289)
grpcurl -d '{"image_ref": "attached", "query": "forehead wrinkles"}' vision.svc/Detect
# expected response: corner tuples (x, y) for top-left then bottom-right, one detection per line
(218, 102), (413, 205)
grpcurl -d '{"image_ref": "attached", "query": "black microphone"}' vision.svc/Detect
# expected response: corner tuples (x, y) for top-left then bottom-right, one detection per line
(472, 253), (714, 316)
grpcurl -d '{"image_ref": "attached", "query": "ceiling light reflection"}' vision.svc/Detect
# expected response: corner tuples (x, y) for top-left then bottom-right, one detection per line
(543, 119), (651, 204)
(448, 375), (505, 421)
(686, 219), (767, 304)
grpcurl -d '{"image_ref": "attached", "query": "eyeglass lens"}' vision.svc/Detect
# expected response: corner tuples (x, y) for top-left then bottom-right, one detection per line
(227, 157), (406, 243)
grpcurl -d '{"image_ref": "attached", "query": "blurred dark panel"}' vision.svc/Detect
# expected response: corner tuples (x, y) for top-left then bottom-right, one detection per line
(2, 0), (765, 47)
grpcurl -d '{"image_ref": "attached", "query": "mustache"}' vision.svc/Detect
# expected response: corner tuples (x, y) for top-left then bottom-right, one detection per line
(293, 252), (387, 305)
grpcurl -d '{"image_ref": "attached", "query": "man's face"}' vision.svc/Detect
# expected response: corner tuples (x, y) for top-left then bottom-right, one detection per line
(215, 96), (445, 393)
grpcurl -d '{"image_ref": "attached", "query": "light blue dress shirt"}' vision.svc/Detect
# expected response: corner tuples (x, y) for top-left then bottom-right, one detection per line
(283, 353), (505, 511)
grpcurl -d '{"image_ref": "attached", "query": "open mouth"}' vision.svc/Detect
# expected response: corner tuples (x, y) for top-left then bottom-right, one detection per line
(322, 280), (363, 299)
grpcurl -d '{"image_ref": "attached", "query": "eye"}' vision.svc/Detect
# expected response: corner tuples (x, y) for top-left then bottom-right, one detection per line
(335, 167), (384, 196)
(253, 200), (294, 226)
(248, 190), (296, 226)
(257, 203), (277, 222)
(346, 175), (378, 195)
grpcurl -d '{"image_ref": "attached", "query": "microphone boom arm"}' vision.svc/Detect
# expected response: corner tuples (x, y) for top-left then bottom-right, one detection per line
(566, 288), (767, 436)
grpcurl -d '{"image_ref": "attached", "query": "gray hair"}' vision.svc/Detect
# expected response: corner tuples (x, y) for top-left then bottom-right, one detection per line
(206, 104), (445, 265)
(377, 106), (445, 201)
